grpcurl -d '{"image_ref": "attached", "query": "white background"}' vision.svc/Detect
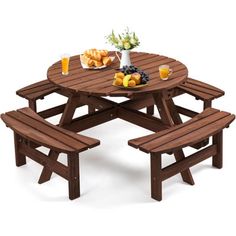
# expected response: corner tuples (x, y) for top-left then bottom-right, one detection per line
(0, 0), (236, 235)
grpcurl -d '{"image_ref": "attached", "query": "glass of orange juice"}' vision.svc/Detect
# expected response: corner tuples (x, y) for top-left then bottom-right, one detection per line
(159, 65), (173, 80)
(61, 54), (70, 75)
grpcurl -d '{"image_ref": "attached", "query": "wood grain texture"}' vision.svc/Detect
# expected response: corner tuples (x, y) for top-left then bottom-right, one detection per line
(1, 107), (100, 154)
(178, 78), (224, 101)
(128, 108), (235, 154)
(47, 52), (188, 97)
(16, 79), (59, 100)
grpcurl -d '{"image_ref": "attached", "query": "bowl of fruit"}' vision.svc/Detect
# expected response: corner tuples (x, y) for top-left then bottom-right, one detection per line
(113, 65), (149, 89)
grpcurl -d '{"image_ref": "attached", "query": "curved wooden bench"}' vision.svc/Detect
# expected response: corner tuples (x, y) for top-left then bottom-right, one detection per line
(16, 80), (94, 117)
(147, 78), (225, 116)
(1, 107), (100, 200)
(129, 108), (234, 201)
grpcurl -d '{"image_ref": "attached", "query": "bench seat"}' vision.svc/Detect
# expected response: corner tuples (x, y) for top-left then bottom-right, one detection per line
(178, 78), (225, 102)
(16, 80), (94, 117)
(1, 107), (100, 200)
(129, 108), (234, 201)
(16, 80), (59, 101)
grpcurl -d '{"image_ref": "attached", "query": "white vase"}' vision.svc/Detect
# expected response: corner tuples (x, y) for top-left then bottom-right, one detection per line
(119, 50), (131, 68)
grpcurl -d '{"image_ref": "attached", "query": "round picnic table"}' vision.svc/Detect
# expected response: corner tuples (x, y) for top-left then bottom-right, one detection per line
(46, 51), (193, 184)
(47, 52), (188, 97)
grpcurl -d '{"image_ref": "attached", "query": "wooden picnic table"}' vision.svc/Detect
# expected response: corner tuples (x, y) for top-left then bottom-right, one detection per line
(47, 51), (194, 184)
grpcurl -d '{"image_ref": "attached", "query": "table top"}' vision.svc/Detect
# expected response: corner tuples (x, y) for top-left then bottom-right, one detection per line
(47, 52), (188, 97)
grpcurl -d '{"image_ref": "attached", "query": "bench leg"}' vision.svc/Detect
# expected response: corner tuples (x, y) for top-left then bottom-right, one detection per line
(147, 105), (154, 115)
(164, 98), (195, 185)
(68, 153), (80, 200)
(212, 131), (223, 169)
(38, 150), (59, 184)
(174, 150), (195, 185)
(29, 100), (37, 112)
(88, 105), (96, 114)
(14, 133), (26, 167)
(150, 153), (162, 201)
(204, 100), (212, 109)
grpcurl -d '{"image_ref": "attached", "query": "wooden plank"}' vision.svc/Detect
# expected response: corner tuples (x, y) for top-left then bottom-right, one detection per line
(180, 83), (220, 97)
(48, 52), (155, 76)
(128, 108), (218, 149)
(59, 95), (81, 126)
(178, 85), (213, 100)
(26, 87), (58, 100)
(153, 93), (173, 126)
(14, 133), (26, 167)
(49, 53), (161, 83)
(175, 105), (198, 118)
(68, 57), (174, 91)
(1, 113), (76, 153)
(120, 94), (154, 110)
(8, 110), (89, 151)
(92, 65), (186, 98)
(68, 153), (80, 200)
(38, 103), (67, 119)
(78, 94), (116, 110)
(20, 107), (100, 147)
(80, 58), (178, 94)
(161, 145), (217, 181)
(19, 83), (57, 97)
(118, 107), (169, 132)
(19, 143), (69, 180)
(62, 107), (118, 132)
(212, 131), (223, 168)
(204, 100), (212, 109)
(151, 114), (235, 153)
(16, 80), (51, 94)
(186, 78), (225, 94)
(29, 100), (37, 111)
(38, 150), (60, 184)
(150, 153), (162, 201)
(140, 111), (229, 153)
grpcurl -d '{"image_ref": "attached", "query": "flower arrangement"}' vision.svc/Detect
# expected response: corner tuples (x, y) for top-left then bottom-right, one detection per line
(106, 28), (140, 51)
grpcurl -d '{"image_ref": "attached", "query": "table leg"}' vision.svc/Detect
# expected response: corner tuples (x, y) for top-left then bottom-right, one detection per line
(59, 95), (81, 126)
(38, 94), (80, 184)
(153, 93), (194, 185)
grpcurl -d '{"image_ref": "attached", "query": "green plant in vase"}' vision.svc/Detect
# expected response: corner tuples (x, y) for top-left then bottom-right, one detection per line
(106, 28), (140, 68)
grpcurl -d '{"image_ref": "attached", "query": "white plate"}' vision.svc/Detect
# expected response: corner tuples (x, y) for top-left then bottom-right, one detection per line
(80, 55), (115, 69)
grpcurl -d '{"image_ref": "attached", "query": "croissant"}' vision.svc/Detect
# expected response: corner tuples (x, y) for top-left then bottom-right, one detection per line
(102, 56), (112, 66)
(81, 55), (94, 67)
(94, 60), (103, 67)
(99, 50), (108, 57)
(82, 49), (112, 68)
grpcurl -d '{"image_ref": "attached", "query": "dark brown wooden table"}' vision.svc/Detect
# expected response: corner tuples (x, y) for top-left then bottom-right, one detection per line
(47, 51), (194, 185)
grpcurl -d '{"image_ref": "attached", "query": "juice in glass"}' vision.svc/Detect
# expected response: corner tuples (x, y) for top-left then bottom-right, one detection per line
(61, 54), (70, 75)
(159, 65), (172, 80)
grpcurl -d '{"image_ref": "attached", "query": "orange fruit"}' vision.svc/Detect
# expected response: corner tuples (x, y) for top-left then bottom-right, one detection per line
(128, 80), (136, 87)
(115, 78), (123, 86)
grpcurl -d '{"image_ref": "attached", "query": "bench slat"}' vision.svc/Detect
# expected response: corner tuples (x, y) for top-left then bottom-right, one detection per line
(16, 80), (59, 100)
(1, 108), (100, 153)
(7, 111), (88, 151)
(186, 78), (224, 93)
(151, 114), (234, 153)
(128, 108), (218, 148)
(178, 78), (224, 101)
(140, 111), (230, 153)
(1, 113), (76, 153)
(128, 108), (235, 154)
(180, 83), (220, 97)
(19, 108), (98, 147)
